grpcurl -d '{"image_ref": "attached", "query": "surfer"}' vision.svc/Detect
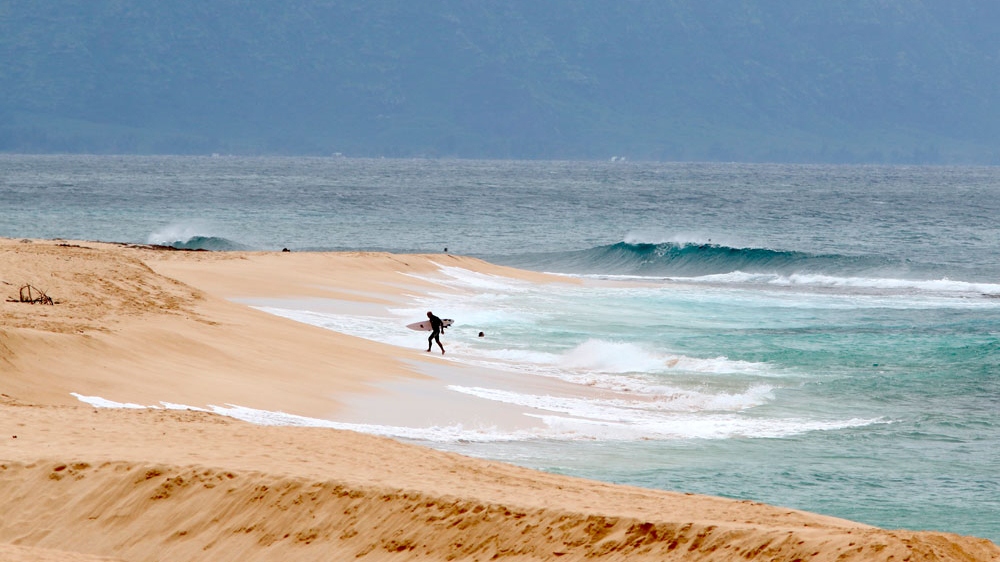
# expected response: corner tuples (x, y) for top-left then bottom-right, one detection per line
(426, 311), (445, 354)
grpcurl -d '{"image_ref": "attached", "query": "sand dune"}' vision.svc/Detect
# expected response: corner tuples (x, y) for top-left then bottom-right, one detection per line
(1, 238), (997, 561)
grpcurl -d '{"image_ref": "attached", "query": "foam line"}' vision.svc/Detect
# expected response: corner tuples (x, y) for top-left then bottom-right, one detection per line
(72, 393), (881, 443)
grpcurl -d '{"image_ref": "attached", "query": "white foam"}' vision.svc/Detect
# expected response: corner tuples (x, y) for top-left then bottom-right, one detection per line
(446, 384), (774, 416)
(681, 271), (1000, 297)
(566, 271), (1000, 306)
(72, 392), (879, 442)
(71, 392), (148, 409)
(530, 412), (877, 440)
(559, 339), (665, 373)
(71, 393), (540, 443)
(555, 339), (766, 376)
(781, 273), (1000, 295)
(453, 342), (773, 396)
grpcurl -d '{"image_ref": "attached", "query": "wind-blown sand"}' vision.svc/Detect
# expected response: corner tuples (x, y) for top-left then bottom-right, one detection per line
(1, 238), (997, 561)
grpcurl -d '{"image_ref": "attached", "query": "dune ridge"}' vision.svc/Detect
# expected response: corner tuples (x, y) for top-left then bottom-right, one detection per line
(1, 461), (980, 562)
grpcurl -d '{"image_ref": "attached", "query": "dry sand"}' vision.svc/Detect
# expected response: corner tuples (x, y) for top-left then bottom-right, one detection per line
(1, 237), (997, 561)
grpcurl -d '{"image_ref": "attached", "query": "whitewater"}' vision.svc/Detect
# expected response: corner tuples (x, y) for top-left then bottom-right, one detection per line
(2, 155), (998, 541)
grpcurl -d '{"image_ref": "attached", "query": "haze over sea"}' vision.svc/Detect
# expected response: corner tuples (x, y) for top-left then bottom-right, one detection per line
(2, 155), (998, 541)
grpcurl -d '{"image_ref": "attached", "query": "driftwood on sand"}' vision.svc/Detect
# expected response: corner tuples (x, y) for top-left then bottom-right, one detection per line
(8, 284), (54, 305)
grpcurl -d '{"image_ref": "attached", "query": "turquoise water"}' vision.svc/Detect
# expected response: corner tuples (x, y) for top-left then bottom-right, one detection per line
(420, 273), (1000, 538)
(2, 155), (998, 541)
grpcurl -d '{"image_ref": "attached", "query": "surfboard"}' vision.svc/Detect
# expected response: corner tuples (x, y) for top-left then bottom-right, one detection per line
(406, 318), (454, 331)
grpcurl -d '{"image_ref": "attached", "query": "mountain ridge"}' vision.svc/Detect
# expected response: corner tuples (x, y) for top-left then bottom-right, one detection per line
(2, 1), (998, 163)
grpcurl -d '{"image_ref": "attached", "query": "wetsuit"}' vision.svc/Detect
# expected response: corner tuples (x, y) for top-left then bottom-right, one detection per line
(427, 313), (444, 353)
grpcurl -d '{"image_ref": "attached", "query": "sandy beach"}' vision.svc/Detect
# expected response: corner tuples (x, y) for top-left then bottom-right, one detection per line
(1, 237), (997, 561)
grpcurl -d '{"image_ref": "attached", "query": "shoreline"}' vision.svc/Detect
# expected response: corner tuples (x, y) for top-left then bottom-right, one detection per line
(1, 237), (998, 561)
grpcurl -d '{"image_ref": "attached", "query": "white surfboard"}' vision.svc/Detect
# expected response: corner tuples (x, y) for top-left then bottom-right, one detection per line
(406, 318), (454, 331)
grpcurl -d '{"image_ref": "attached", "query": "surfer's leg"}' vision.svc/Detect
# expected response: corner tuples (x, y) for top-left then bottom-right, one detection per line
(429, 331), (444, 353)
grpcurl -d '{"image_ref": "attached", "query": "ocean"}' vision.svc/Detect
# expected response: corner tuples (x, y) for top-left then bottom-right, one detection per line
(2, 155), (998, 541)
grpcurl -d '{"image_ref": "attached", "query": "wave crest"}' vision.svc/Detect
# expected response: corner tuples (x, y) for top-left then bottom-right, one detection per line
(147, 222), (251, 251)
(511, 241), (917, 279)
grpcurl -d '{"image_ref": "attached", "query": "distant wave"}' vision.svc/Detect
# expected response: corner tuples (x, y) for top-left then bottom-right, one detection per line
(146, 222), (252, 251)
(506, 241), (914, 278)
(496, 241), (1000, 296)
(158, 235), (251, 251)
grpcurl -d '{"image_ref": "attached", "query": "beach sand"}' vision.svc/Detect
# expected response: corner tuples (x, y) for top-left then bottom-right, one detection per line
(1, 237), (997, 561)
